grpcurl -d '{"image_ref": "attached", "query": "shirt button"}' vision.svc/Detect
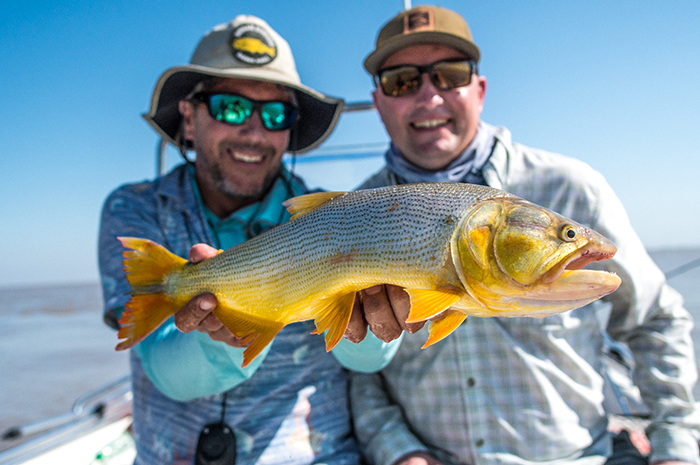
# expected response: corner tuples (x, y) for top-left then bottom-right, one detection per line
(476, 439), (485, 447)
(467, 378), (476, 387)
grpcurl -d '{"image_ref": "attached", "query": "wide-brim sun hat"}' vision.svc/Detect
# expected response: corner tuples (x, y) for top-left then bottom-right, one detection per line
(143, 15), (344, 154)
(364, 5), (481, 75)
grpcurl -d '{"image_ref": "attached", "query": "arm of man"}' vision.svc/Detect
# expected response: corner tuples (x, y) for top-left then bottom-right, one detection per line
(99, 186), (269, 402)
(588, 178), (700, 464)
(350, 370), (440, 465)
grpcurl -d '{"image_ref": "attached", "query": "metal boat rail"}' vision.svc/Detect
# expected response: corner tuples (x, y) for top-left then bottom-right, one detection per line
(0, 375), (132, 465)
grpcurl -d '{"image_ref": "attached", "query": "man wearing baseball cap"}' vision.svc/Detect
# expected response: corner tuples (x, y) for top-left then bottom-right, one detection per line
(99, 15), (398, 465)
(350, 5), (700, 465)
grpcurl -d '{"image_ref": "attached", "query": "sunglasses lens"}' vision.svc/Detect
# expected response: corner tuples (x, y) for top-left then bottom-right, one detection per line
(377, 60), (474, 96)
(261, 102), (297, 130)
(208, 94), (253, 125)
(431, 61), (473, 89)
(379, 66), (421, 97)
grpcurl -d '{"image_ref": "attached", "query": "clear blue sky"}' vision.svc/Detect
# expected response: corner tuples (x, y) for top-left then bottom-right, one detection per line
(1, 1), (699, 287)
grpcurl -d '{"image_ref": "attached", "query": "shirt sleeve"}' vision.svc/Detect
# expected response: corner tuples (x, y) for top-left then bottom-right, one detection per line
(133, 317), (269, 401)
(589, 176), (700, 463)
(331, 332), (403, 373)
(98, 184), (270, 401)
(349, 370), (429, 465)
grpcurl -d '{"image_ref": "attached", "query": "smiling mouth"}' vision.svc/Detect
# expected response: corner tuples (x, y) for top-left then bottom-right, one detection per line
(411, 118), (449, 129)
(232, 152), (263, 164)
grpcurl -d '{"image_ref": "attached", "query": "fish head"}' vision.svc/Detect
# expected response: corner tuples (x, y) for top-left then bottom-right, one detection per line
(453, 198), (621, 316)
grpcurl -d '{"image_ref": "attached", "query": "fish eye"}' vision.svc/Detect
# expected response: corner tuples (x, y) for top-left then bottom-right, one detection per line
(561, 225), (577, 241)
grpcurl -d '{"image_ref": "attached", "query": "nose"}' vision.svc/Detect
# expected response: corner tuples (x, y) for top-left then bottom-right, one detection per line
(238, 109), (268, 141)
(414, 73), (443, 105)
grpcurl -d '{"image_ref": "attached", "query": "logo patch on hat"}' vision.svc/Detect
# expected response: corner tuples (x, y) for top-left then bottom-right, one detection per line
(404, 9), (434, 33)
(230, 23), (277, 65)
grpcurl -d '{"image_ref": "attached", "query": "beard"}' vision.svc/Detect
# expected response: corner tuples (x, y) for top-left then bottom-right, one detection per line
(204, 140), (282, 203)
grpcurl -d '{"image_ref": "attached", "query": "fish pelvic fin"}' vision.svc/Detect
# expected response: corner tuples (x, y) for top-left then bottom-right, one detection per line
(309, 292), (356, 352)
(214, 307), (285, 368)
(283, 191), (346, 219)
(404, 288), (463, 323)
(116, 237), (188, 351)
(422, 310), (468, 348)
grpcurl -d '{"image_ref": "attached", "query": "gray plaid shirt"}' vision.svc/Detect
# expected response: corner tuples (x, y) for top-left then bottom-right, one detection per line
(350, 124), (700, 465)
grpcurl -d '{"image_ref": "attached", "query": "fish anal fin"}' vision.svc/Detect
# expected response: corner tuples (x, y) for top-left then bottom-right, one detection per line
(404, 288), (463, 323)
(309, 293), (356, 351)
(422, 310), (468, 348)
(213, 307), (285, 368)
(283, 192), (347, 219)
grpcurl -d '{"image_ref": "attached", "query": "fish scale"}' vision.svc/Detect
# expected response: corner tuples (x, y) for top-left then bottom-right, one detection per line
(116, 182), (620, 366)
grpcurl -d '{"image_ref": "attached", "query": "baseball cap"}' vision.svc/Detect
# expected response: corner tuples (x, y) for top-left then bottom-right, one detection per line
(364, 5), (480, 75)
(143, 15), (344, 153)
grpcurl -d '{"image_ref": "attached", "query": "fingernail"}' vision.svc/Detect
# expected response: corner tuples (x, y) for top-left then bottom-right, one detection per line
(200, 300), (214, 311)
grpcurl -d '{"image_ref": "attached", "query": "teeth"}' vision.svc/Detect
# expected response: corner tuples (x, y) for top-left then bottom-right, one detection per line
(233, 152), (263, 163)
(413, 119), (448, 128)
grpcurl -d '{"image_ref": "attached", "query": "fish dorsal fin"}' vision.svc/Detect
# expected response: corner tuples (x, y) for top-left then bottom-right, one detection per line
(422, 310), (468, 348)
(404, 288), (463, 323)
(309, 292), (357, 351)
(213, 306), (285, 368)
(283, 191), (347, 219)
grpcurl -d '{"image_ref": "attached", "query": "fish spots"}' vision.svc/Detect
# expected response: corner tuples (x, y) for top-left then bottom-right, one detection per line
(387, 200), (401, 213)
(443, 215), (459, 226)
(329, 249), (357, 265)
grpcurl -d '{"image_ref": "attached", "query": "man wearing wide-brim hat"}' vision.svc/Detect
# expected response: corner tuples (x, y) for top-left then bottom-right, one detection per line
(98, 15), (398, 465)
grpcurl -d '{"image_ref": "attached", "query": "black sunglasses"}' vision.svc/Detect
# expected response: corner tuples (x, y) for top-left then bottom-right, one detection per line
(375, 59), (477, 97)
(192, 93), (298, 131)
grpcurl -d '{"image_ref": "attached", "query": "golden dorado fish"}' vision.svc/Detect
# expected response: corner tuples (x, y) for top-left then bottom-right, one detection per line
(116, 182), (621, 367)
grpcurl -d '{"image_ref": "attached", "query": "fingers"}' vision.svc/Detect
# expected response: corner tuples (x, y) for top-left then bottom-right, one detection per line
(174, 293), (218, 332)
(361, 285), (403, 342)
(173, 293), (250, 348)
(385, 285), (424, 334)
(344, 294), (369, 343)
(189, 243), (219, 263)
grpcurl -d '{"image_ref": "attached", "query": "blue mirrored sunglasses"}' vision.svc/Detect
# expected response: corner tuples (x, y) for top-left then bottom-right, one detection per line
(192, 93), (298, 131)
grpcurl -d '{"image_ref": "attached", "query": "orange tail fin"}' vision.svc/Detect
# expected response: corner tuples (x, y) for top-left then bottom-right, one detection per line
(116, 237), (188, 350)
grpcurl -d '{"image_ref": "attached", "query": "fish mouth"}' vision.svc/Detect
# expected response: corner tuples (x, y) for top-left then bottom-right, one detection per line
(541, 239), (617, 285)
(532, 241), (621, 303)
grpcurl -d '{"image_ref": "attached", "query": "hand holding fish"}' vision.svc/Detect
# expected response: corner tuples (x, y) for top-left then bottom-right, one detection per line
(172, 244), (251, 348)
(346, 285), (420, 343)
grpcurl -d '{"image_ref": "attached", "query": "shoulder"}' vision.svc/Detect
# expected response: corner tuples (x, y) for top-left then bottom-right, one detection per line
(357, 166), (395, 190)
(491, 129), (616, 224)
(101, 164), (189, 217)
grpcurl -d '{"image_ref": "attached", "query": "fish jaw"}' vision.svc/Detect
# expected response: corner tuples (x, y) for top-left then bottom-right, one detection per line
(452, 198), (622, 317)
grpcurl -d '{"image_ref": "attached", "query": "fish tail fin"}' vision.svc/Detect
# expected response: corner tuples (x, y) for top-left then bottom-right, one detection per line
(422, 310), (468, 348)
(310, 292), (357, 351)
(214, 307), (285, 368)
(116, 237), (188, 350)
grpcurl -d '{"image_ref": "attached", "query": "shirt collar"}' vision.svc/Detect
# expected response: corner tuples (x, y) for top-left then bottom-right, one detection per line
(190, 164), (306, 248)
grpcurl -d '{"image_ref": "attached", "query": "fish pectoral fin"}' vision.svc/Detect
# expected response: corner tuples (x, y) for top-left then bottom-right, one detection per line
(283, 191), (347, 219)
(213, 307), (285, 368)
(422, 310), (468, 348)
(404, 288), (463, 323)
(309, 292), (357, 352)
